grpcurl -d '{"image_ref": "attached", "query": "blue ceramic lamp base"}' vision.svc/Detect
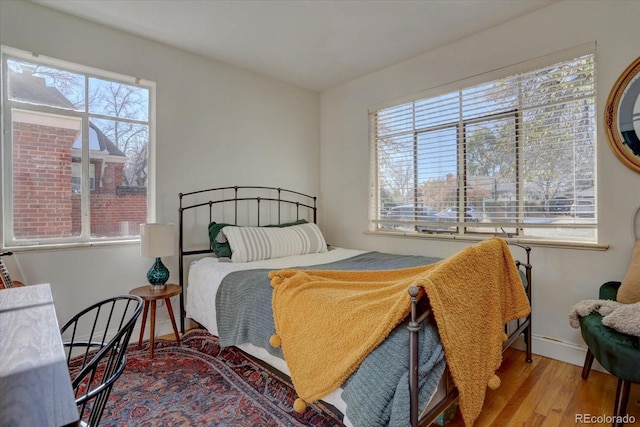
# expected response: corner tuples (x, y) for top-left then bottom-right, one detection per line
(147, 257), (169, 290)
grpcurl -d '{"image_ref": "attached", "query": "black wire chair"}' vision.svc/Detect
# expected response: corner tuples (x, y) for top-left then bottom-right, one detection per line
(0, 251), (24, 288)
(60, 295), (143, 427)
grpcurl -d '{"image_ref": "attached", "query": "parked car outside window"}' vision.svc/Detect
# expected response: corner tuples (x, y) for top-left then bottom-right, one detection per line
(382, 205), (438, 231)
(549, 197), (573, 214)
(434, 206), (484, 222)
(572, 199), (595, 218)
(383, 205), (438, 221)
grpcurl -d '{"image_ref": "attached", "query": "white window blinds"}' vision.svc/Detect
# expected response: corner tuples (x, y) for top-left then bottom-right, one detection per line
(370, 52), (596, 242)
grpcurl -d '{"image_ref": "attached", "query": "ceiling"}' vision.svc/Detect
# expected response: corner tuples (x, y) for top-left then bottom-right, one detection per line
(33, 0), (558, 92)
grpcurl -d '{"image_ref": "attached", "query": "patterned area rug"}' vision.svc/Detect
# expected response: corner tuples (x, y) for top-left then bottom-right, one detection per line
(101, 329), (344, 426)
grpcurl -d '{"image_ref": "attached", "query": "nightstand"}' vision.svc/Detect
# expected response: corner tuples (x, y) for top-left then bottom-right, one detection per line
(129, 284), (181, 359)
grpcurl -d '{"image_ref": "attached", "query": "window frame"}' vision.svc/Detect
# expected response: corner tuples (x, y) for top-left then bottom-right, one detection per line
(369, 44), (598, 246)
(1, 46), (157, 249)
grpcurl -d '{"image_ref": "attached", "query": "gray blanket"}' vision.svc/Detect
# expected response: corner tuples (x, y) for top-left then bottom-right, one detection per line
(216, 251), (445, 427)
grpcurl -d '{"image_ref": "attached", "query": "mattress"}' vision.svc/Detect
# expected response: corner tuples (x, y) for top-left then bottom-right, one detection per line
(185, 248), (446, 426)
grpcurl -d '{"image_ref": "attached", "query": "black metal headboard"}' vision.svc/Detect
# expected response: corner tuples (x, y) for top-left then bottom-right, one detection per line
(177, 186), (317, 332)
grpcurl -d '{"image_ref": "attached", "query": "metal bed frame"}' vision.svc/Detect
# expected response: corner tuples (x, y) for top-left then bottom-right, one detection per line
(178, 186), (317, 333)
(177, 185), (533, 427)
(408, 243), (532, 427)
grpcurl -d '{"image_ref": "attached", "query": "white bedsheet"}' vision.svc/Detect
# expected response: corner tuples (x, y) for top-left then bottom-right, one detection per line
(185, 248), (443, 425)
(186, 248), (366, 336)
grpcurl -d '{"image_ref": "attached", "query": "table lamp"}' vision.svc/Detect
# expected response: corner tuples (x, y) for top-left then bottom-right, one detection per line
(140, 223), (175, 290)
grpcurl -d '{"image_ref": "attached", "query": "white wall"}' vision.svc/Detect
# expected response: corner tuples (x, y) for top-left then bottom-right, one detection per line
(0, 1), (320, 334)
(320, 0), (640, 367)
(3, 0), (638, 368)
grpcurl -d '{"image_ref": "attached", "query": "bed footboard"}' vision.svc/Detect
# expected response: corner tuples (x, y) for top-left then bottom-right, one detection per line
(408, 243), (533, 427)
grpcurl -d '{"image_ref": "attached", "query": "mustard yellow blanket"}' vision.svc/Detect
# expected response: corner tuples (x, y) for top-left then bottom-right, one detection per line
(269, 238), (531, 425)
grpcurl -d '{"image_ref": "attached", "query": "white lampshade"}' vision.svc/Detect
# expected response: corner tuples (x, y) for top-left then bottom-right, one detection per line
(140, 223), (175, 258)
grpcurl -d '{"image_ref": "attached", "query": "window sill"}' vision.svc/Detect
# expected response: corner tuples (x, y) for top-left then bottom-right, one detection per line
(363, 230), (609, 251)
(4, 239), (141, 253)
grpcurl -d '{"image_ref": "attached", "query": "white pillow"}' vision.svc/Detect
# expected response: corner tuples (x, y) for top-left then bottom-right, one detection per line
(222, 223), (328, 263)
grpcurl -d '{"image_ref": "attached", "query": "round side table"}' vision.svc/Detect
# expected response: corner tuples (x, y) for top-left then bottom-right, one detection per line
(129, 283), (181, 359)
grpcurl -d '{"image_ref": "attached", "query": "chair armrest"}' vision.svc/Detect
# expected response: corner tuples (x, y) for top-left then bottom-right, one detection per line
(599, 281), (621, 300)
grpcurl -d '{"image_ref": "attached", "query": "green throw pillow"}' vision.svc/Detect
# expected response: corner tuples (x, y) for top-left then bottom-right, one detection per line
(208, 222), (233, 258)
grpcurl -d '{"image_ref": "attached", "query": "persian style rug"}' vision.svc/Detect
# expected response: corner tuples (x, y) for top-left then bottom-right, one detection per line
(101, 329), (344, 427)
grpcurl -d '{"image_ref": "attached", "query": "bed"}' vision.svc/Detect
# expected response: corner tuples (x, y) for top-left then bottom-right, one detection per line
(178, 186), (533, 427)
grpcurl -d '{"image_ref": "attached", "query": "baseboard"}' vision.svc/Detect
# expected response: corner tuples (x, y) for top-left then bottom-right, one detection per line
(132, 318), (180, 342)
(512, 334), (607, 373)
(140, 325), (611, 375)
(154, 318), (179, 338)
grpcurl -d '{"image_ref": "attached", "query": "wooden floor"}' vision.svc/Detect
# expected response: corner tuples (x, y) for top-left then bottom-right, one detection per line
(443, 348), (640, 427)
(161, 332), (638, 426)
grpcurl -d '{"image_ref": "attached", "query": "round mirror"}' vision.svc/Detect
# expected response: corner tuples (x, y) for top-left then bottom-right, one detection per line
(605, 56), (640, 173)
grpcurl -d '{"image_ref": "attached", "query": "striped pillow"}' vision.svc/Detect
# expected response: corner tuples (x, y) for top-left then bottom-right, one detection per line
(222, 223), (328, 263)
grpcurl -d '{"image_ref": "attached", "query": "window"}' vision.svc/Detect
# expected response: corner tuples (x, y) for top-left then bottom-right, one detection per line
(370, 50), (596, 243)
(1, 47), (155, 247)
(71, 163), (95, 191)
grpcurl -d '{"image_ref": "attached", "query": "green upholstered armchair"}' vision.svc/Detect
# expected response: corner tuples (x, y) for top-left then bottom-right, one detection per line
(579, 281), (640, 427)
